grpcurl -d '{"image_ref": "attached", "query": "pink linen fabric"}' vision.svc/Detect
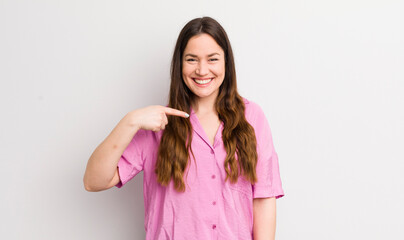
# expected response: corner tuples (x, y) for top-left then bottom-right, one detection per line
(116, 98), (284, 240)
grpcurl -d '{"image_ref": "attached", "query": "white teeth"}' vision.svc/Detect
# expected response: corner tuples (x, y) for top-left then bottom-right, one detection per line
(194, 78), (213, 84)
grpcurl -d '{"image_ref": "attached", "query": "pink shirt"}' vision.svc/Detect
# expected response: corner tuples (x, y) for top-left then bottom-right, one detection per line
(116, 98), (284, 240)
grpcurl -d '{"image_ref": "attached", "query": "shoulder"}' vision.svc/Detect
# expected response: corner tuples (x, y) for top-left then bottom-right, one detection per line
(242, 97), (267, 123)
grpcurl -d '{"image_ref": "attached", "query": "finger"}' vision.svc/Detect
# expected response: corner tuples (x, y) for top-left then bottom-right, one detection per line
(163, 107), (190, 118)
(157, 113), (168, 129)
(153, 126), (161, 132)
(163, 114), (168, 125)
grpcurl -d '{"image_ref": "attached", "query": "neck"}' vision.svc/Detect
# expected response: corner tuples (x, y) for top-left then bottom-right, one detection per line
(192, 94), (217, 115)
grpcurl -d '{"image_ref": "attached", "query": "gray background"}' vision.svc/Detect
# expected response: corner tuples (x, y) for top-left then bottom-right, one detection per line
(1, 0), (403, 239)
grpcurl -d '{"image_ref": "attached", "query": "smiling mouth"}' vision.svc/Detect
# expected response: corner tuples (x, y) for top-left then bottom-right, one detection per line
(193, 78), (213, 84)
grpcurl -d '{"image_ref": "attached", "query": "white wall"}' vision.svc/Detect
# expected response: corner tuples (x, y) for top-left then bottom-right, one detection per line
(1, 0), (403, 239)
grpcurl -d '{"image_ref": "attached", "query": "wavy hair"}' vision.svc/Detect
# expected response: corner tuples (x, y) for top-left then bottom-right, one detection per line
(155, 17), (258, 192)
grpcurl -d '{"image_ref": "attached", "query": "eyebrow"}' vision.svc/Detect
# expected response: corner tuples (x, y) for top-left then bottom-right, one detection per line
(184, 53), (220, 58)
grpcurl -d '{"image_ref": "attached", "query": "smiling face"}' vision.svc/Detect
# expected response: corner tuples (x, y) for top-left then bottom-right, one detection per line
(182, 33), (225, 103)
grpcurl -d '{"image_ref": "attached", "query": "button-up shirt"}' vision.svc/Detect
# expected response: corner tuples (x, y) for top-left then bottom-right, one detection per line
(116, 98), (284, 240)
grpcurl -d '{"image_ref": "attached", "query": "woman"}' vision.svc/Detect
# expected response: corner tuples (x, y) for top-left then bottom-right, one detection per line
(84, 16), (284, 240)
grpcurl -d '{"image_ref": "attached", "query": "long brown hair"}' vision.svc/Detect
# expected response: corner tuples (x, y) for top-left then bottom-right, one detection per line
(155, 17), (258, 192)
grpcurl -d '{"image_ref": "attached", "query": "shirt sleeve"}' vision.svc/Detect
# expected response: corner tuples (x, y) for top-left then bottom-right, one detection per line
(115, 129), (148, 188)
(250, 103), (285, 199)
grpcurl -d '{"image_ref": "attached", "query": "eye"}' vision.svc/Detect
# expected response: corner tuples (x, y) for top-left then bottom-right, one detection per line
(209, 58), (219, 62)
(186, 58), (197, 62)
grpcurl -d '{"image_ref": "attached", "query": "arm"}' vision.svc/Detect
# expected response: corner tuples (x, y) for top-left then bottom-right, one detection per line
(83, 112), (140, 192)
(83, 106), (189, 192)
(253, 197), (277, 240)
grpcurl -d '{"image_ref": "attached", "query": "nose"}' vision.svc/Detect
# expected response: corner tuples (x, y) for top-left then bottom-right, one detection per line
(196, 60), (209, 76)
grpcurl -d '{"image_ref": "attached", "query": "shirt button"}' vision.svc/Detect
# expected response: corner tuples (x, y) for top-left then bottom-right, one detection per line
(212, 224), (217, 229)
(212, 201), (216, 205)
(211, 175), (216, 179)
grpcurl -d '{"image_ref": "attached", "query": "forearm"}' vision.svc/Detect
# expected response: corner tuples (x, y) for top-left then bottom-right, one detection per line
(253, 197), (277, 240)
(83, 112), (139, 191)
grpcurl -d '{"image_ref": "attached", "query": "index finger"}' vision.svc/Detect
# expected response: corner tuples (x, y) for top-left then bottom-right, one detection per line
(163, 107), (190, 118)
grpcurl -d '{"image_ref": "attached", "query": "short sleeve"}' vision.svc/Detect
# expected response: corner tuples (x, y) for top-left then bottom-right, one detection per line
(248, 102), (285, 199)
(115, 129), (148, 188)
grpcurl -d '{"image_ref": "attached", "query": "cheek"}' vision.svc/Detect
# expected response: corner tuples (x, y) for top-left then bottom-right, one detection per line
(182, 64), (193, 76)
(213, 64), (225, 77)
(182, 66), (192, 87)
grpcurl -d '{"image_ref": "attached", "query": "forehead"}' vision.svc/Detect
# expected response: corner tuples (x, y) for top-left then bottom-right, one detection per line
(183, 33), (224, 55)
